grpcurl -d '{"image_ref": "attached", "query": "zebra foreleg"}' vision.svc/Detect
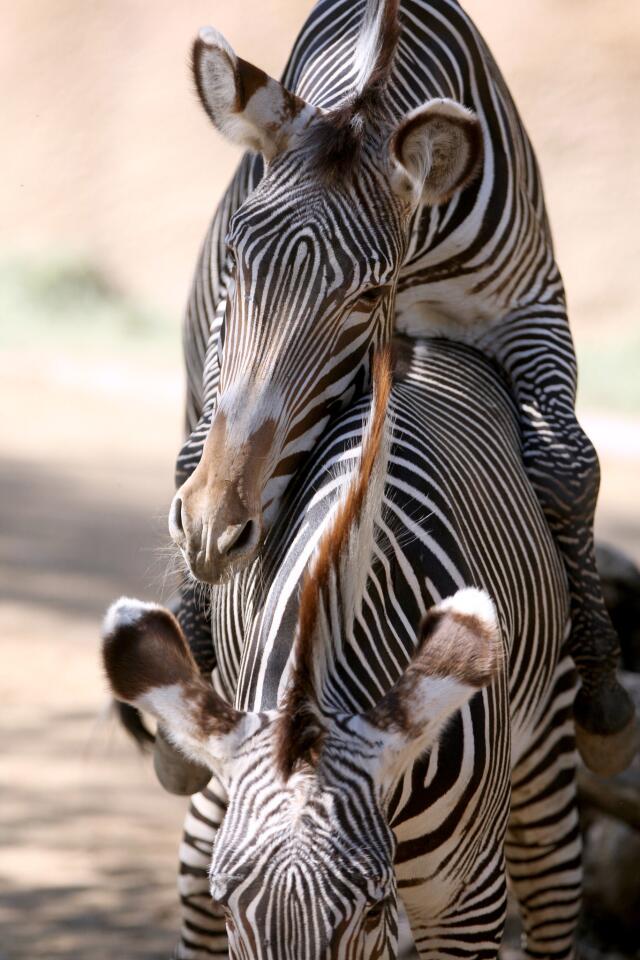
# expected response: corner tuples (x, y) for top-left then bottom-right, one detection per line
(481, 306), (637, 774)
(175, 780), (229, 959)
(506, 657), (582, 960)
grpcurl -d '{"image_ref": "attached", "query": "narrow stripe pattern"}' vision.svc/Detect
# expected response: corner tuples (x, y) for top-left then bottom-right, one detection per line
(175, 340), (581, 959)
(176, 0), (619, 712)
(170, 2), (594, 955)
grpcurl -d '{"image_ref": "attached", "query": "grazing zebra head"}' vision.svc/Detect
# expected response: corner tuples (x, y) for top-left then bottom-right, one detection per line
(170, 0), (483, 584)
(103, 587), (500, 958)
(106, 358), (502, 958)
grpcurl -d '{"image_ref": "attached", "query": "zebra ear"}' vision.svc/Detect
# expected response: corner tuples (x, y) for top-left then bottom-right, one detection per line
(389, 100), (483, 206)
(366, 588), (502, 765)
(192, 28), (316, 161)
(102, 598), (247, 768)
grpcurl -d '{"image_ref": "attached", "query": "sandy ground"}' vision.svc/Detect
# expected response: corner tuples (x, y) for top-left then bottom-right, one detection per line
(0, 348), (187, 960)
(1, 345), (638, 959)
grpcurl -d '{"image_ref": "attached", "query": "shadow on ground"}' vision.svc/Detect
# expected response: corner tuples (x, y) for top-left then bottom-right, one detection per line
(1, 448), (188, 959)
(0, 456), (178, 617)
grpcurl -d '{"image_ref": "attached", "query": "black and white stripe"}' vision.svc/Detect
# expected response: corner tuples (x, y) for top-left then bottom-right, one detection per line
(159, 0), (629, 953)
(174, 339), (580, 959)
(174, 0), (624, 749)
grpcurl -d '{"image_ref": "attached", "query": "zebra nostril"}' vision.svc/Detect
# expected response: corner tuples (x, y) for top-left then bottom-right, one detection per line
(217, 518), (260, 559)
(168, 496), (186, 544)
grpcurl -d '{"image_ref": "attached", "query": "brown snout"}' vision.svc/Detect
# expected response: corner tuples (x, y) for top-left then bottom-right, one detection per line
(169, 411), (276, 584)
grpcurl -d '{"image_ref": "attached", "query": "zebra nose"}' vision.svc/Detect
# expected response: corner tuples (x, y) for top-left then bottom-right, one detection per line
(168, 495), (186, 546)
(217, 517), (261, 561)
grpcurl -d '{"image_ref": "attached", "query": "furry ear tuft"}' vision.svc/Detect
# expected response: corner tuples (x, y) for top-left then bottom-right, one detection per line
(102, 597), (247, 767)
(192, 28), (315, 160)
(415, 587), (503, 688)
(102, 599), (198, 704)
(366, 588), (502, 747)
(390, 99), (483, 205)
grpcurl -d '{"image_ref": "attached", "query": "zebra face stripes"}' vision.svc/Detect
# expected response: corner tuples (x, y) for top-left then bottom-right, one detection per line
(169, 18), (483, 585)
(208, 752), (399, 960)
(103, 585), (501, 958)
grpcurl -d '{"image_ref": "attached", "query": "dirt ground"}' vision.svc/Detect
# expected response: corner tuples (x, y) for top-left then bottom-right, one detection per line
(1, 343), (638, 960)
(0, 347), (187, 959)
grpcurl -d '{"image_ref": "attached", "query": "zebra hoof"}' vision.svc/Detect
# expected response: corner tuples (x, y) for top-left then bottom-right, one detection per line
(153, 726), (212, 796)
(574, 681), (639, 776)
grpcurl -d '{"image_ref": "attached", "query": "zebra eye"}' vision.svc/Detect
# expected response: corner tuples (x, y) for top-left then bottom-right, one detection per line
(364, 895), (390, 925)
(225, 243), (238, 271)
(357, 285), (388, 306)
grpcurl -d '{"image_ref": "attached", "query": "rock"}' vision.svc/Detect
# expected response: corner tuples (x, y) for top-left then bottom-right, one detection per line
(582, 816), (640, 947)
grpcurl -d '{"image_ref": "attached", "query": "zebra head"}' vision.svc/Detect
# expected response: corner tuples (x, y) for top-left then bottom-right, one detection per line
(170, 1), (483, 584)
(103, 587), (501, 959)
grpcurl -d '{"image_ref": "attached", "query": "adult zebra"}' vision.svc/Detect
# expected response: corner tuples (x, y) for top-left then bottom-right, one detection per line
(106, 340), (581, 959)
(167, 0), (635, 775)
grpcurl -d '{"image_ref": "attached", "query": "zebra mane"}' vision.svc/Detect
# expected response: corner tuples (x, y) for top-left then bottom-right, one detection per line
(352, 0), (401, 97)
(275, 349), (393, 781)
(301, 0), (400, 182)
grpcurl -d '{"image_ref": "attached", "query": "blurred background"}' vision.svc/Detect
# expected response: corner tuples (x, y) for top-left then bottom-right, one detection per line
(1, 1), (639, 958)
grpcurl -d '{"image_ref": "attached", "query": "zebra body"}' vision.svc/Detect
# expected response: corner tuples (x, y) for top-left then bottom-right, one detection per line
(126, 0), (629, 952)
(172, 0), (633, 774)
(143, 339), (580, 958)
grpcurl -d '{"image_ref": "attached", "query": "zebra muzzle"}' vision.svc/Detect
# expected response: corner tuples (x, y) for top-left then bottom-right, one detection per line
(169, 488), (264, 584)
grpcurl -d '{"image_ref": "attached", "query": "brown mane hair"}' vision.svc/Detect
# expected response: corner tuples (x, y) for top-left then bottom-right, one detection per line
(275, 349), (393, 780)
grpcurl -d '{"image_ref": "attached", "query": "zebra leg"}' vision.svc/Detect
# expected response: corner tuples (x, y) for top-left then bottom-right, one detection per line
(506, 656), (582, 960)
(153, 368), (219, 794)
(480, 306), (637, 774)
(175, 779), (229, 959)
(174, 576), (217, 678)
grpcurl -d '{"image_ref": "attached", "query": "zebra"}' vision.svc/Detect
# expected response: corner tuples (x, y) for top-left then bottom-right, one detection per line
(106, 340), (582, 959)
(166, 0), (636, 778)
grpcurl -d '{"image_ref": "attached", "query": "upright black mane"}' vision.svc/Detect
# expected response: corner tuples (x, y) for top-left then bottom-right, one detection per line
(301, 0), (400, 183)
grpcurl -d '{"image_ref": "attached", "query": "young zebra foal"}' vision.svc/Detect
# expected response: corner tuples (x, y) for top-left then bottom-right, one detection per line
(105, 344), (581, 959)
